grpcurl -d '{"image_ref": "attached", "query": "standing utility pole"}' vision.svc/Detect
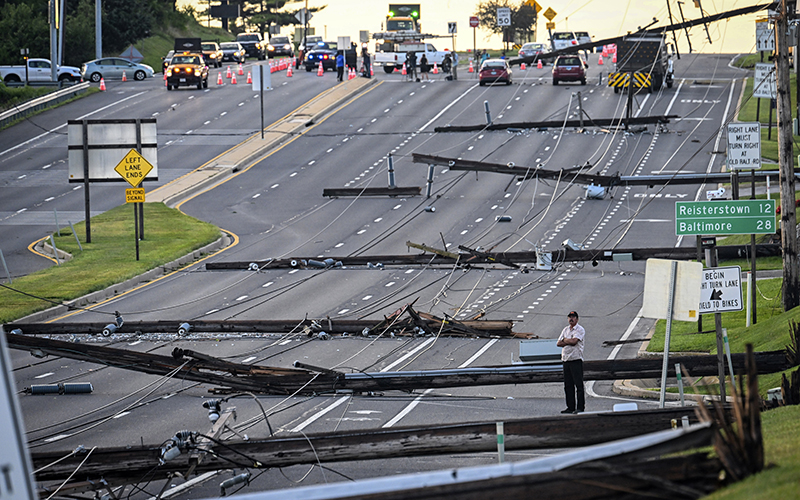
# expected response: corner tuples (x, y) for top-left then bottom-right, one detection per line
(775, 0), (800, 311)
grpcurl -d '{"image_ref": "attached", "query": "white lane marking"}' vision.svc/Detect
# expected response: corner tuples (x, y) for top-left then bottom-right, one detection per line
(290, 396), (349, 432)
(235, 295), (248, 301)
(458, 338), (498, 368)
(113, 411), (131, 419)
(242, 356), (257, 363)
(383, 389), (433, 428)
(417, 84), (478, 132)
(220, 111), (227, 116)
(0, 91), (147, 158)
(45, 434), (71, 443)
(204, 120), (211, 125)
(586, 307), (645, 402)
(252, 193), (261, 198)
(128, 340), (142, 346)
(362, 295), (372, 300)
(262, 281), (273, 288)
(381, 338), (435, 372)
(205, 309), (219, 315)
(35, 372), (54, 379)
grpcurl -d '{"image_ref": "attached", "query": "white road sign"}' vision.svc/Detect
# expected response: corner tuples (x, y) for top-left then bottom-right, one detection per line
(497, 7), (511, 27)
(699, 266), (743, 314)
(755, 20), (774, 52)
(753, 62), (777, 99)
(448, 22), (457, 34)
(727, 122), (761, 170)
(0, 334), (37, 500)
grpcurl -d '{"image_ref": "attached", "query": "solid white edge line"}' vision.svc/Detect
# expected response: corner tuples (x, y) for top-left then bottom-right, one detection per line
(459, 338), (498, 368)
(380, 337), (435, 372)
(585, 306), (646, 401)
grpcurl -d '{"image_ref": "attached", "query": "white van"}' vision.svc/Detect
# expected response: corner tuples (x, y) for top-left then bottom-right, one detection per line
(551, 32), (578, 51)
(574, 31), (592, 46)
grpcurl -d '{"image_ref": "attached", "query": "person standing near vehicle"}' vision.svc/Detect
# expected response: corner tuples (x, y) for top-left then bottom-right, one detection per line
(406, 50), (417, 81)
(419, 53), (430, 81)
(557, 311), (585, 414)
(362, 46), (371, 77)
(336, 50), (345, 82)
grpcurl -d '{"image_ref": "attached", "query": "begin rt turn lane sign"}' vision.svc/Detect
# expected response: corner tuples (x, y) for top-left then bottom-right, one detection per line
(699, 266), (743, 314)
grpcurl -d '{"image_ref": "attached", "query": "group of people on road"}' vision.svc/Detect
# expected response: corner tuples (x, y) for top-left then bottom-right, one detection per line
(336, 43), (372, 82)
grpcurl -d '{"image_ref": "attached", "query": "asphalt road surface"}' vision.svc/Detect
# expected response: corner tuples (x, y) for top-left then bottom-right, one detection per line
(6, 53), (749, 498)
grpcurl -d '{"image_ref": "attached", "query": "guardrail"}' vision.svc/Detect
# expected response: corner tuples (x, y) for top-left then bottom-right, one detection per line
(0, 81), (91, 129)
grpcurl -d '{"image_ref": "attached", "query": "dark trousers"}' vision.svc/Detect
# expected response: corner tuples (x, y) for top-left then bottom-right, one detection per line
(337, 66), (344, 81)
(563, 359), (585, 411)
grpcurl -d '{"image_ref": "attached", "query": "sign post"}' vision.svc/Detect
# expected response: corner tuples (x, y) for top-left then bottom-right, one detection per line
(497, 7), (510, 49)
(115, 149), (154, 261)
(470, 16), (479, 56)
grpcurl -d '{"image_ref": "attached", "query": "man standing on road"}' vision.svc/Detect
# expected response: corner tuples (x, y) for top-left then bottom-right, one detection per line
(557, 311), (585, 414)
(336, 50), (345, 82)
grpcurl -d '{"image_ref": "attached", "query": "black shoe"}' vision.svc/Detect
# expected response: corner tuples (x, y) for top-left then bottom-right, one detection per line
(574, 409), (584, 414)
(561, 408), (575, 414)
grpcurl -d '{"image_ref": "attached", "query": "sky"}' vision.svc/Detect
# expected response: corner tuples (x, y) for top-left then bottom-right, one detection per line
(183, 0), (765, 54)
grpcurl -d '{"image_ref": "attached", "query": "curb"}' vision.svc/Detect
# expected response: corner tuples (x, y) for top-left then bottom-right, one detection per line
(149, 77), (378, 208)
(14, 233), (232, 324)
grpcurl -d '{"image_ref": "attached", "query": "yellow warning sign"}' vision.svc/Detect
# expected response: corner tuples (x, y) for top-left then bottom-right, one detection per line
(126, 188), (145, 203)
(543, 7), (557, 21)
(114, 149), (154, 188)
(546, 22), (555, 30)
(526, 0), (543, 13)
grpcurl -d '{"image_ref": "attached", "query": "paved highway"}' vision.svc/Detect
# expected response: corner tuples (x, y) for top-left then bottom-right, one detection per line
(7, 53), (748, 497)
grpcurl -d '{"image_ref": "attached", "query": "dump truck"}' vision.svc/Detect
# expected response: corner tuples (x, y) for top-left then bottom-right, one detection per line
(608, 34), (674, 93)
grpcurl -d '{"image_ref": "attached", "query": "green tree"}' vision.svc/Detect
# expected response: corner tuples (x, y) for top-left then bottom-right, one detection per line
(63, 0), (96, 67)
(0, 1), (49, 64)
(102, 0), (153, 54)
(232, 0), (322, 38)
(475, 0), (538, 49)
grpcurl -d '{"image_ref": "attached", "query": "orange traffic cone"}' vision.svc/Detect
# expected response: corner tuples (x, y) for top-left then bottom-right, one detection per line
(521, 62), (526, 70)
(401, 63), (407, 75)
(238, 63), (243, 75)
(598, 54), (604, 65)
(432, 63), (438, 74)
(226, 66), (232, 78)
(602, 46), (609, 57)
(122, 71), (127, 82)
(99, 78), (106, 91)
(231, 73), (237, 84)
(612, 54), (617, 64)
(246, 71), (252, 84)
(317, 63), (324, 76)
(350, 67), (356, 79)
(468, 60), (474, 73)
(537, 59), (542, 69)
(217, 72), (223, 85)
(370, 65), (374, 77)
(287, 64), (292, 77)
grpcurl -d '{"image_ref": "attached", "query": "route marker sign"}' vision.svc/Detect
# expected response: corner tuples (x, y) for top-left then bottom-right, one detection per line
(699, 266), (743, 314)
(753, 62), (777, 99)
(114, 149), (154, 188)
(126, 188), (145, 203)
(497, 7), (511, 26)
(726, 122), (761, 170)
(675, 200), (776, 236)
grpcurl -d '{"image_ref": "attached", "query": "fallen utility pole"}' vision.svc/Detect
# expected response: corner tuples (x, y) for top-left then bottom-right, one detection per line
(202, 243), (781, 271)
(433, 115), (678, 133)
(412, 153), (800, 188)
(4, 333), (793, 395)
(323, 186), (421, 197)
(30, 407), (708, 484)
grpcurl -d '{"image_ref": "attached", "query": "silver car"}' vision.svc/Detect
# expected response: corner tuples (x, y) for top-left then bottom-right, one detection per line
(80, 58), (154, 82)
(219, 42), (246, 64)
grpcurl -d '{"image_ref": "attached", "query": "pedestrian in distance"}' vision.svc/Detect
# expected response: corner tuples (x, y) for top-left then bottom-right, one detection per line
(479, 49), (489, 66)
(419, 53), (430, 81)
(362, 46), (371, 78)
(406, 50), (418, 82)
(336, 50), (345, 82)
(557, 311), (585, 414)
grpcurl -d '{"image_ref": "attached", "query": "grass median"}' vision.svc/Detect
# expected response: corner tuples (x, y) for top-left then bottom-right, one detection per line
(0, 202), (220, 324)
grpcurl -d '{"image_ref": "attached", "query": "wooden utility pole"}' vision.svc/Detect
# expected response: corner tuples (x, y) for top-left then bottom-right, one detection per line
(775, 0), (800, 311)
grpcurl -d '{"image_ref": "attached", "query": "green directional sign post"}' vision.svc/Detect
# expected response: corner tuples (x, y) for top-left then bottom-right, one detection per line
(675, 200), (777, 236)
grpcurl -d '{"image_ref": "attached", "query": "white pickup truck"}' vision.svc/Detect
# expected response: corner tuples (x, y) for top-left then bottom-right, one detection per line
(0, 58), (82, 84)
(374, 42), (450, 74)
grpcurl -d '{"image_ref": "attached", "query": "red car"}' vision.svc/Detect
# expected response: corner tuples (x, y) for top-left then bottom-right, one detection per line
(552, 55), (586, 85)
(479, 59), (512, 86)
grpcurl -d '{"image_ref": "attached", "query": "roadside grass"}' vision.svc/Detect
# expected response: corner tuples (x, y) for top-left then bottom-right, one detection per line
(0, 83), (54, 112)
(0, 203), (220, 324)
(704, 405), (800, 500)
(0, 87), (99, 132)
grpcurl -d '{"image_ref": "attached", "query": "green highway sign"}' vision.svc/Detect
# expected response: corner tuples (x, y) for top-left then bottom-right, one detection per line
(675, 199), (776, 236)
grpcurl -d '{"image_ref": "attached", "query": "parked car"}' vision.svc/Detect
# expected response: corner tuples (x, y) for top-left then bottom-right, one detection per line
(574, 31), (592, 46)
(201, 42), (223, 68)
(304, 41), (338, 72)
(267, 36), (294, 58)
(518, 42), (550, 64)
(81, 58), (154, 82)
(236, 32), (266, 60)
(479, 58), (512, 86)
(552, 55), (585, 85)
(0, 58), (81, 83)
(161, 50), (174, 72)
(165, 53), (209, 90)
(296, 35), (323, 68)
(219, 42), (246, 64)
